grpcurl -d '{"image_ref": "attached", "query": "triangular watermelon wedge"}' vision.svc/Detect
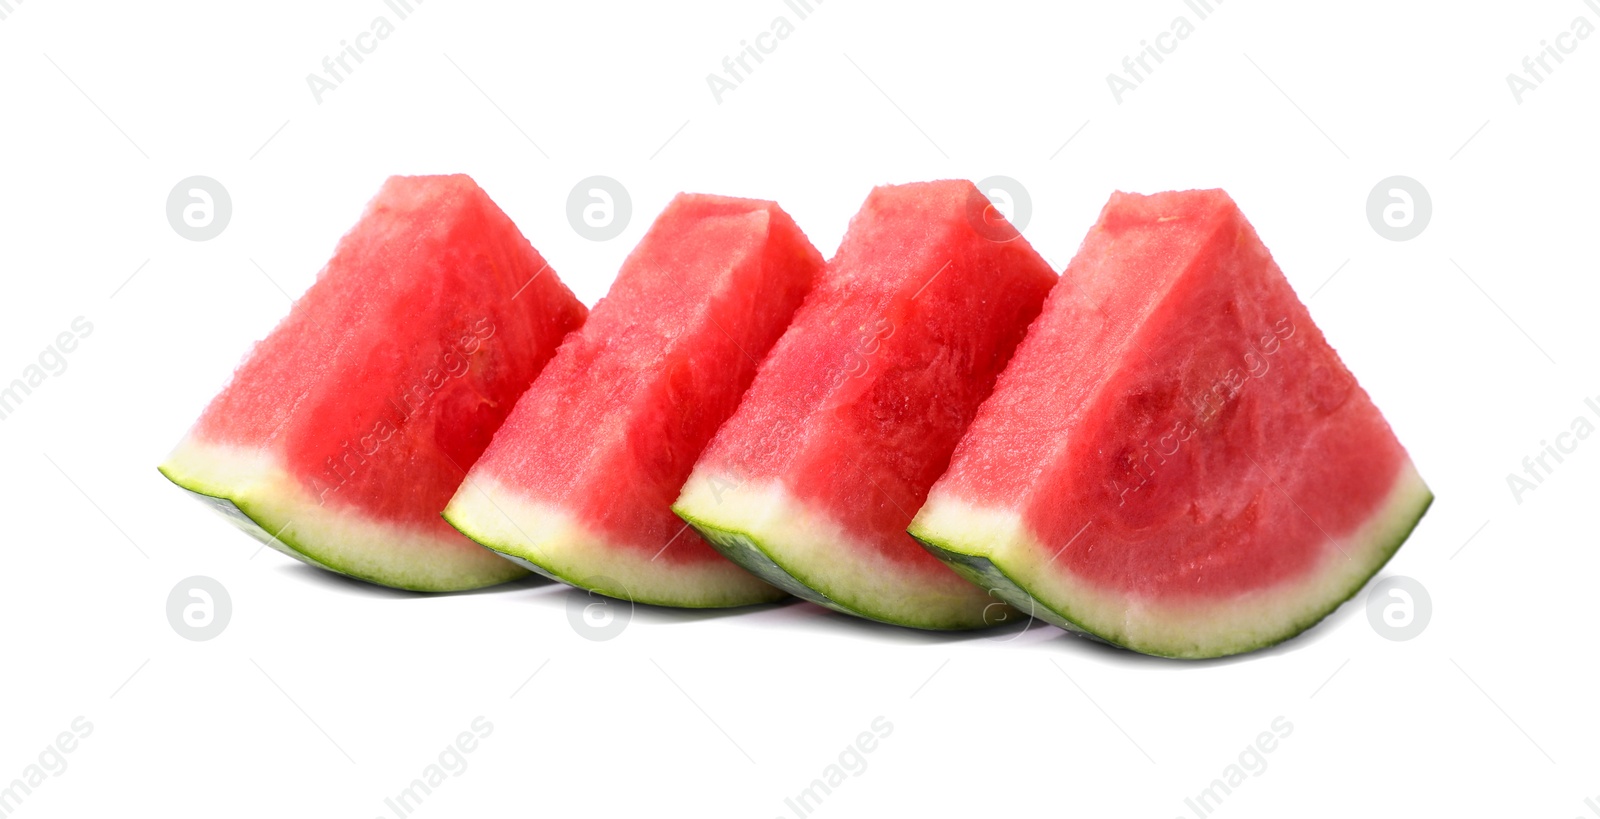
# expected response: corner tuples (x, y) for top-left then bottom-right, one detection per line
(909, 189), (1432, 658)
(442, 193), (824, 607)
(674, 180), (1058, 629)
(159, 175), (587, 591)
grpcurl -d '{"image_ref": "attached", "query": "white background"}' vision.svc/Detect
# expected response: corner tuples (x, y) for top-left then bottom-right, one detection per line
(1, 1), (1596, 816)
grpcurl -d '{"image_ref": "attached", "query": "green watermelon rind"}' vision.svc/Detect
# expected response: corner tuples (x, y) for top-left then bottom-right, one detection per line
(674, 505), (1002, 631)
(441, 504), (790, 610)
(157, 456), (527, 593)
(909, 476), (1433, 659)
(157, 468), (337, 571)
(442, 472), (792, 609)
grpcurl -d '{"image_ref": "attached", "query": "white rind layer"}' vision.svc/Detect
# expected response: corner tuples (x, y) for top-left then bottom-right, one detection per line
(159, 436), (526, 591)
(908, 459), (1432, 657)
(443, 476), (786, 607)
(673, 473), (1010, 629)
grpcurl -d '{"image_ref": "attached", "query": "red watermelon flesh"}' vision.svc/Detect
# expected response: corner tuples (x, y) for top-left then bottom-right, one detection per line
(443, 194), (824, 607)
(674, 180), (1058, 629)
(910, 189), (1432, 657)
(159, 175), (587, 591)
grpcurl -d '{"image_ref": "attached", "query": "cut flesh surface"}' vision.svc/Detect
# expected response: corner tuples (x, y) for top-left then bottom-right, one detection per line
(909, 189), (1432, 657)
(675, 180), (1058, 629)
(444, 194), (823, 607)
(160, 175), (587, 591)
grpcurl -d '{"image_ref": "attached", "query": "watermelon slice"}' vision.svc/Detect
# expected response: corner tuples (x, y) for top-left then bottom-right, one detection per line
(673, 180), (1058, 629)
(159, 175), (587, 592)
(442, 193), (824, 607)
(909, 189), (1432, 658)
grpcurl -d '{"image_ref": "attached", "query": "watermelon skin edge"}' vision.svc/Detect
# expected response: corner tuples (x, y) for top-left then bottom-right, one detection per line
(676, 517), (852, 615)
(159, 440), (527, 592)
(908, 462), (1433, 658)
(161, 477), (340, 572)
(443, 477), (789, 609)
(679, 515), (1001, 631)
(674, 479), (1009, 630)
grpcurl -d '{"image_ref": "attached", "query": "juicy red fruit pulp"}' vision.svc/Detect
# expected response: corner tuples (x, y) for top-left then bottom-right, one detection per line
(464, 194), (823, 568)
(1025, 191), (1408, 600)
(192, 175), (586, 529)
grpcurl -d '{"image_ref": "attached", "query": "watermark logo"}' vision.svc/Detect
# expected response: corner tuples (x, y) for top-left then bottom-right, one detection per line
(1113, 317), (1295, 506)
(310, 318), (495, 504)
(166, 576), (232, 642)
(1107, 0), (1224, 104)
(0, 317), (93, 423)
(704, 474), (746, 506)
(566, 176), (631, 241)
(166, 176), (231, 241)
(965, 176), (1031, 242)
(566, 576), (633, 642)
(379, 716), (492, 818)
(306, 0), (424, 104)
(0, 717), (94, 815)
(980, 588), (1035, 642)
(706, 0), (824, 104)
(1179, 715), (1292, 817)
(0, 0), (28, 22)
(1506, 394), (1599, 504)
(1506, 3), (1597, 104)
(1366, 575), (1431, 642)
(1366, 176), (1430, 241)
(779, 716), (893, 817)
(843, 318), (895, 379)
